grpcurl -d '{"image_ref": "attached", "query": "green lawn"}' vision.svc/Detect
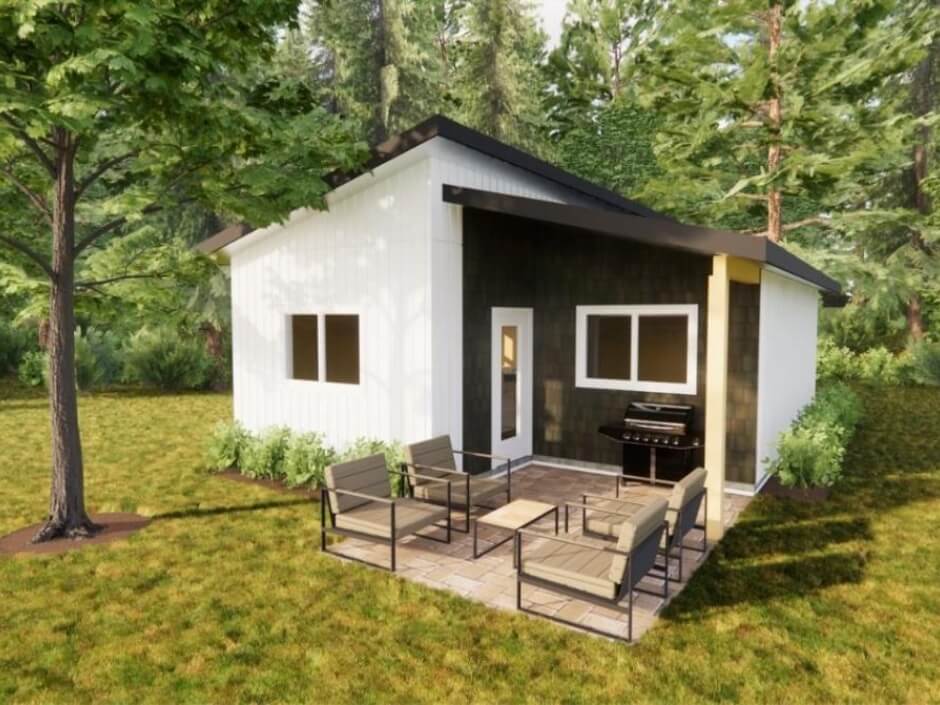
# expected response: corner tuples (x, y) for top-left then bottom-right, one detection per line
(1, 382), (938, 704)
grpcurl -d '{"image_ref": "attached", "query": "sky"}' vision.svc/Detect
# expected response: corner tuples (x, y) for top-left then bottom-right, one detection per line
(534, 0), (567, 47)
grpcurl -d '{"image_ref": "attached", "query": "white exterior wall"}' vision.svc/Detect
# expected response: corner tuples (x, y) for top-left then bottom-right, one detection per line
(425, 139), (597, 454)
(227, 137), (594, 451)
(228, 149), (435, 448)
(754, 268), (820, 486)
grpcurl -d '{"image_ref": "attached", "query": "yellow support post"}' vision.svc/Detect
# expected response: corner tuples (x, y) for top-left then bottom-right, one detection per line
(704, 254), (730, 541)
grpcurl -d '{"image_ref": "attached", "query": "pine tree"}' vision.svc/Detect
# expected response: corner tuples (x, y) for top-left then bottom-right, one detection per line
(456, 0), (549, 152)
(636, 0), (934, 242)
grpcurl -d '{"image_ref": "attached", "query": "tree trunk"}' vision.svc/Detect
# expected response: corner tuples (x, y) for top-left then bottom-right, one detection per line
(908, 293), (926, 342)
(32, 130), (99, 543)
(766, 2), (783, 243)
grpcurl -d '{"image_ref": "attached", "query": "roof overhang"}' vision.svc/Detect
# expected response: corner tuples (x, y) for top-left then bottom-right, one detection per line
(442, 184), (843, 302)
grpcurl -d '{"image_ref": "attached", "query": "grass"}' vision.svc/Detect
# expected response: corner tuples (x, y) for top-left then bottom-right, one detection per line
(1, 381), (939, 704)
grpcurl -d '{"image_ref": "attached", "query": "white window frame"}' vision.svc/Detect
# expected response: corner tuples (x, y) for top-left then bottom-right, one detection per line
(286, 311), (361, 386)
(575, 304), (698, 395)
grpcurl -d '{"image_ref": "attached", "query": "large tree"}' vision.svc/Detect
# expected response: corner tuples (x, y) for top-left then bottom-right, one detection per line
(636, 0), (934, 241)
(0, 0), (363, 541)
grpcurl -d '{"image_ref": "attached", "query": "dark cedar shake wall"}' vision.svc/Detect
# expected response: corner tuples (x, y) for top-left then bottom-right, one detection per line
(725, 282), (761, 483)
(462, 208), (713, 472)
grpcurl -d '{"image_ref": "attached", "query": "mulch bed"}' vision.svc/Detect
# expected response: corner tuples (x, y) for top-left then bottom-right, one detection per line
(213, 469), (317, 498)
(761, 476), (831, 503)
(0, 513), (151, 557)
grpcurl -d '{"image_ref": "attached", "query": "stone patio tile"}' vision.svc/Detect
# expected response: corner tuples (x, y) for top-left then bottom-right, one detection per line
(579, 612), (629, 639)
(554, 600), (591, 623)
(444, 573), (483, 594)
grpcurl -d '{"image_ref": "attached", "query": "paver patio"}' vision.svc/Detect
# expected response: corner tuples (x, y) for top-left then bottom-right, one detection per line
(325, 464), (750, 641)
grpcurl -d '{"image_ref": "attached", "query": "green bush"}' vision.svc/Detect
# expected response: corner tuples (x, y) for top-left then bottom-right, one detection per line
(75, 327), (122, 390)
(339, 437), (406, 496)
(0, 320), (34, 375)
(817, 338), (914, 386)
(284, 432), (335, 488)
(240, 427), (292, 480)
(767, 382), (862, 488)
(205, 420), (251, 470)
(17, 351), (46, 387)
(123, 327), (212, 390)
(909, 341), (940, 386)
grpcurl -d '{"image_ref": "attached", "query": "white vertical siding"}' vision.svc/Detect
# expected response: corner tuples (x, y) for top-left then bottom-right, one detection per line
(229, 156), (434, 449)
(229, 135), (611, 452)
(754, 269), (820, 486)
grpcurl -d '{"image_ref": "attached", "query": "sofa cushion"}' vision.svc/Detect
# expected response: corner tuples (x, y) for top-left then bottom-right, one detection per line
(668, 467), (707, 532)
(608, 497), (668, 582)
(325, 453), (391, 514)
(521, 538), (618, 600)
(334, 498), (449, 539)
(412, 476), (505, 506)
(404, 436), (457, 481)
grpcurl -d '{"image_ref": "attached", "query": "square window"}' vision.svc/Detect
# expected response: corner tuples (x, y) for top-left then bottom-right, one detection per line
(325, 314), (360, 384)
(290, 315), (318, 381)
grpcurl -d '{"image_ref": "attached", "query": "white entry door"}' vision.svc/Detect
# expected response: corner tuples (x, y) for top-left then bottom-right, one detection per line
(491, 307), (533, 468)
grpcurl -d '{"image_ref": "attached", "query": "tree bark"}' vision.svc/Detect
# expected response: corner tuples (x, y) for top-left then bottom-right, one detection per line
(32, 129), (99, 543)
(766, 2), (783, 243)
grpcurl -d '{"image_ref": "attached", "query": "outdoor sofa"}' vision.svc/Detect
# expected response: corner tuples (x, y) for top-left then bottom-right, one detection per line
(320, 452), (452, 571)
(402, 435), (512, 533)
(574, 467), (708, 582)
(516, 497), (669, 642)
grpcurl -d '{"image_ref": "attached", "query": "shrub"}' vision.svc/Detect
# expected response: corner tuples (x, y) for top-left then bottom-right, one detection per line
(767, 382), (862, 488)
(857, 347), (913, 385)
(909, 341), (940, 386)
(206, 420), (251, 470)
(240, 426), (292, 480)
(816, 338), (859, 384)
(339, 437), (406, 496)
(123, 327), (212, 390)
(17, 351), (46, 387)
(284, 432), (335, 488)
(0, 320), (33, 375)
(75, 327), (122, 390)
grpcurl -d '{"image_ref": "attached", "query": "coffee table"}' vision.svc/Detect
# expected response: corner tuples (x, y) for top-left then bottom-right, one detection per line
(472, 499), (558, 565)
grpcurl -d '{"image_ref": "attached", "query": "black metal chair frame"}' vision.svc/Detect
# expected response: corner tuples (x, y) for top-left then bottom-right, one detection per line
(401, 449), (512, 534)
(320, 469), (452, 572)
(515, 522), (669, 643)
(577, 487), (708, 582)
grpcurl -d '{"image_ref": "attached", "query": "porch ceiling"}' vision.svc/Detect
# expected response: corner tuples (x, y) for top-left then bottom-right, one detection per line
(442, 184), (843, 301)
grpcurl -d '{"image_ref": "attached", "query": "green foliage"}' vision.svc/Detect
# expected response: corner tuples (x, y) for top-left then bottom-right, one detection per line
(74, 327), (121, 390)
(767, 382), (862, 488)
(283, 432), (336, 488)
(16, 350), (46, 387)
(0, 319), (34, 375)
(555, 98), (660, 198)
(123, 327), (212, 391)
(339, 437), (407, 496)
(240, 427), (293, 480)
(205, 420), (251, 471)
(816, 338), (914, 386)
(909, 341), (940, 386)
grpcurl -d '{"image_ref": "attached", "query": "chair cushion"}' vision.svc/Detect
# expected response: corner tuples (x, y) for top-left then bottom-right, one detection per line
(404, 436), (457, 481)
(325, 454), (391, 514)
(412, 476), (506, 506)
(609, 498), (668, 582)
(582, 498), (638, 538)
(668, 467), (707, 532)
(522, 538), (618, 600)
(334, 498), (449, 539)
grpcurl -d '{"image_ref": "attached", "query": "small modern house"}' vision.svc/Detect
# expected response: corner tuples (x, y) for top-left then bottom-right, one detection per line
(199, 115), (842, 537)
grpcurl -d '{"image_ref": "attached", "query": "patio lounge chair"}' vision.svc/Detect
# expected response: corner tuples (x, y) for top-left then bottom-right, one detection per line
(516, 497), (669, 642)
(402, 435), (512, 533)
(320, 453), (452, 571)
(575, 467), (708, 582)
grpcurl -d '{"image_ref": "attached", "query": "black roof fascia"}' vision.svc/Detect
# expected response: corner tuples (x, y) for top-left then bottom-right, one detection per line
(442, 184), (843, 299)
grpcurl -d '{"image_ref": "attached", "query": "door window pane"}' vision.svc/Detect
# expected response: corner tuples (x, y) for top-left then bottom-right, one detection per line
(501, 325), (517, 440)
(291, 315), (318, 381)
(586, 315), (631, 380)
(325, 315), (359, 384)
(637, 315), (688, 383)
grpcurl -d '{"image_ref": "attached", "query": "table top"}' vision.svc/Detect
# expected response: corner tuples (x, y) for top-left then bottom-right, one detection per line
(476, 499), (556, 530)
